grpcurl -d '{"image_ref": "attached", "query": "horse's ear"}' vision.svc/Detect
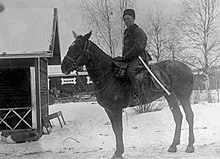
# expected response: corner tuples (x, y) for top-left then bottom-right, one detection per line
(72, 30), (78, 39)
(83, 31), (92, 41)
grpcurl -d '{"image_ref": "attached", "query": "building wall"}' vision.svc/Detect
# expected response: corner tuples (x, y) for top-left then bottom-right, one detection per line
(40, 58), (49, 118)
(193, 69), (220, 90)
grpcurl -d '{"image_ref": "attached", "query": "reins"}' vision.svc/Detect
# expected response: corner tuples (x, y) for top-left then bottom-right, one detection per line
(89, 75), (114, 94)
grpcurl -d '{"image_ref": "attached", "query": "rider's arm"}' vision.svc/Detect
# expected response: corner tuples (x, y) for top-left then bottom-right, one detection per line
(123, 28), (147, 60)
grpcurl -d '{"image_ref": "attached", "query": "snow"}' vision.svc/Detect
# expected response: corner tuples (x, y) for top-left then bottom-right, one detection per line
(1, 101), (220, 159)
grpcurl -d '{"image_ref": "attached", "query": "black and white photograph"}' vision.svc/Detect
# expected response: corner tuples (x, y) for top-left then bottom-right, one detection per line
(0, 0), (220, 158)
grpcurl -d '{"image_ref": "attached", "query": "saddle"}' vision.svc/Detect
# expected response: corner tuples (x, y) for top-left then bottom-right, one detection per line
(113, 61), (170, 93)
(113, 61), (128, 78)
(148, 64), (170, 92)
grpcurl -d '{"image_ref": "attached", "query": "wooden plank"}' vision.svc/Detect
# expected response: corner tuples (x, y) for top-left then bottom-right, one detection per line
(0, 128), (33, 133)
(0, 59), (35, 68)
(0, 51), (52, 59)
(40, 58), (49, 119)
(35, 58), (41, 134)
(31, 67), (37, 129)
(0, 107), (31, 110)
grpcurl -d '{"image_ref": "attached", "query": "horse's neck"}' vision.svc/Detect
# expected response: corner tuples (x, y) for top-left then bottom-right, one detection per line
(86, 42), (113, 85)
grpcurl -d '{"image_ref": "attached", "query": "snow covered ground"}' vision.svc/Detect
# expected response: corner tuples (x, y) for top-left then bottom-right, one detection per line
(1, 101), (220, 159)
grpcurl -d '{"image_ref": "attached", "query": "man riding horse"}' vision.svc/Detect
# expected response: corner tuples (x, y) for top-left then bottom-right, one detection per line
(115, 9), (152, 102)
(61, 18), (195, 157)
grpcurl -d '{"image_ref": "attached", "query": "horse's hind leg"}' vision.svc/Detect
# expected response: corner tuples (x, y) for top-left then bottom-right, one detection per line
(165, 93), (183, 152)
(179, 98), (195, 153)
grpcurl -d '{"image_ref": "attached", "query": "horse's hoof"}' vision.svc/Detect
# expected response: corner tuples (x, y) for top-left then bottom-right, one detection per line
(185, 146), (194, 153)
(111, 154), (123, 159)
(168, 146), (177, 153)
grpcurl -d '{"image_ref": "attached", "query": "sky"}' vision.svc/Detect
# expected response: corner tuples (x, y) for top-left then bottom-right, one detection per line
(0, 8), (56, 53)
(0, 0), (182, 74)
(0, 0), (182, 58)
(0, 0), (83, 57)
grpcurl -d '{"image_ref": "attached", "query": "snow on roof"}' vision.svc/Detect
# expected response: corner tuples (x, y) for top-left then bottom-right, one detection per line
(0, 8), (60, 60)
(48, 65), (88, 77)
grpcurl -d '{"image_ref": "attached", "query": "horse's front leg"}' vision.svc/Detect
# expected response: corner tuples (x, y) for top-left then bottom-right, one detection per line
(105, 108), (124, 159)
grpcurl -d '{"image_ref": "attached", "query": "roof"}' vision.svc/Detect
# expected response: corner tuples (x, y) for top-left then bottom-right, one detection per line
(0, 8), (61, 65)
(49, 71), (89, 78)
(48, 65), (88, 77)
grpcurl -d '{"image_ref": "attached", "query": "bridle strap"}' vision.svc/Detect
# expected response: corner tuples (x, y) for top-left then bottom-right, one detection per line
(65, 54), (76, 63)
(66, 40), (113, 94)
(65, 40), (90, 68)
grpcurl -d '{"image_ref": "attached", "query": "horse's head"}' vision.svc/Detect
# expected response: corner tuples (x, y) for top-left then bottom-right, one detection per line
(61, 31), (92, 75)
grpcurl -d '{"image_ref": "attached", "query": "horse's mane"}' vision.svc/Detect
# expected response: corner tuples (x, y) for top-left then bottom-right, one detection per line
(88, 40), (114, 67)
(75, 35), (114, 64)
(90, 40), (113, 59)
(82, 39), (117, 87)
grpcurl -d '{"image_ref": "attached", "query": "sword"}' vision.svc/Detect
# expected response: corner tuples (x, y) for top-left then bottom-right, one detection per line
(138, 56), (171, 96)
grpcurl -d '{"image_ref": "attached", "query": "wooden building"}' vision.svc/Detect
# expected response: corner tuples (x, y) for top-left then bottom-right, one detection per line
(48, 68), (94, 97)
(0, 8), (61, 142)
(193, 66), (220, 91)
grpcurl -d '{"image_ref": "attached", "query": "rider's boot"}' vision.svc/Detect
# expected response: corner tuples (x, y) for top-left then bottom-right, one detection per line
(129, 78), (142, 107)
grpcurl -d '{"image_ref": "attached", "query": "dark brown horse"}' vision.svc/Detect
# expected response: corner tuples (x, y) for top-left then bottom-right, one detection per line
(61, 31), (195, 159)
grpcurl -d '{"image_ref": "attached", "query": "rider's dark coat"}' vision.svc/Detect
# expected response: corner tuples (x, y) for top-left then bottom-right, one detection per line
(122, 24), (147, 61)
(122, 24), (149, 77)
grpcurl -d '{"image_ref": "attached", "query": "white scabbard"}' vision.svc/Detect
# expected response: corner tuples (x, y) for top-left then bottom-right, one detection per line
(138, 56), (171, 96)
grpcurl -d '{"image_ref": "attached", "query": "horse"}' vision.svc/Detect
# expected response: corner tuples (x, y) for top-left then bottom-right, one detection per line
(61, 31), (195, 159)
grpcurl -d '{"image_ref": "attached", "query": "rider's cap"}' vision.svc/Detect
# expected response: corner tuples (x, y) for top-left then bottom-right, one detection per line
(123, 9), (135, 19)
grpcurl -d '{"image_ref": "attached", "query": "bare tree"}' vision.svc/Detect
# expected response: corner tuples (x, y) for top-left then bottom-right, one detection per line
(177, 0), (220, 102)
(115, 0), (133, 52)
(144, 9), (170, 62)
(81, 0), (134, 57)
(82, 0), (115, 56)
(165, 19), (184, 60)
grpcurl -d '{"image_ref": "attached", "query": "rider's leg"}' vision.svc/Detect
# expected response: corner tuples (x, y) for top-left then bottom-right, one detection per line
(127, 58), (144, 103)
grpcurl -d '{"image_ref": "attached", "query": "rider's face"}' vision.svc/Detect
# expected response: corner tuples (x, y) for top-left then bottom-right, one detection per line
(123, 15), (135, 28)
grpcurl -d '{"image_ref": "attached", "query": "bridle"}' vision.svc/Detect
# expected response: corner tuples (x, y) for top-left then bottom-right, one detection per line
(64, 39), (114, 94)
(65, 40), (91, 71)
